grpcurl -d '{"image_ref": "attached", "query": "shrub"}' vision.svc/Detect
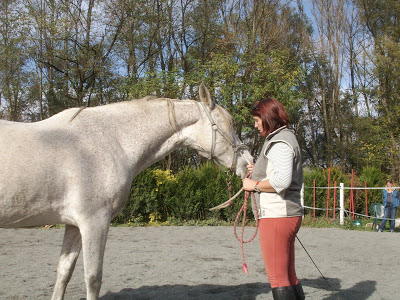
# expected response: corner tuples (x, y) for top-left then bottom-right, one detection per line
(359, 166), (384, 205)
(303, 167), (350, 217)
(112, 162), (251, 225)
(114, 164), (390, 225)
(303, 166), (388, 219)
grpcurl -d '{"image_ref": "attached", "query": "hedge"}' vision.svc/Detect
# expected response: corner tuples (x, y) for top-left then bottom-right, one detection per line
(112, 162), (253, 225)
(113, 164), (390, 225)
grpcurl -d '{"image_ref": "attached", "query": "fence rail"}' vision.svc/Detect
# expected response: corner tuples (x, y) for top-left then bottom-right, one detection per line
(301, 183), (398, 225)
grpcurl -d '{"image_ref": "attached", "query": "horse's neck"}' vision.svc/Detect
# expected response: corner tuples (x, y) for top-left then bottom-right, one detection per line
(117, 99), (201, 173)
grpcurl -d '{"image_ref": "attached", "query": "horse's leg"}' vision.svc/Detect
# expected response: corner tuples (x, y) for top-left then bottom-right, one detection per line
(51, 225), (82, 300)
(80, 218), (110, 300)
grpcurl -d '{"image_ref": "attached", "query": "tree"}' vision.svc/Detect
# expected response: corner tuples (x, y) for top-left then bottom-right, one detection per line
(356, 0), (400, 181)
(26, 0), (126, 117)
(0, 0), (31, 121)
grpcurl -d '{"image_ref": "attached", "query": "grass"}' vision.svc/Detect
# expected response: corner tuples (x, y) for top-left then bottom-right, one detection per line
(111, 217), (239, 227)
(111, 214), (400, 232)
(301, 214), (400, 232)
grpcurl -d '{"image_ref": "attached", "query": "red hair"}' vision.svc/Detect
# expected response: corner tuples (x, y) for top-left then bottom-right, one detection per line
(251, 97), (290, 136)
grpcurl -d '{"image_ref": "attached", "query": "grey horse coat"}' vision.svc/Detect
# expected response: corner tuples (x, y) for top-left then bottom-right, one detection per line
(0, 84), (252, 300)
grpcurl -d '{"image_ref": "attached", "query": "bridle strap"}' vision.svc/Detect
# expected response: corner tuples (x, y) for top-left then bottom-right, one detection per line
(197, 102), (249, 171)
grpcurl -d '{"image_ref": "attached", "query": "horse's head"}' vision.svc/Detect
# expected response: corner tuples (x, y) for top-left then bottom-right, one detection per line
(193, 83), (253, 179)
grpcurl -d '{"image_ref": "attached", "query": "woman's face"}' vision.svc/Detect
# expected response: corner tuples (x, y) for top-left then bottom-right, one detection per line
(253, 116), (264, 135)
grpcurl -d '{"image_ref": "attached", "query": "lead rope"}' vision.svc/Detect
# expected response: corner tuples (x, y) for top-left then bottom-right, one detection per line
(232, 173), (259, 274)
(226, 177), (232, 200)
(222, 175), (334, 295)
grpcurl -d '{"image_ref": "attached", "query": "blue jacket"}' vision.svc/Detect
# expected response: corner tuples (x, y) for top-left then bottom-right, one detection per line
(382, 189), (399, 208)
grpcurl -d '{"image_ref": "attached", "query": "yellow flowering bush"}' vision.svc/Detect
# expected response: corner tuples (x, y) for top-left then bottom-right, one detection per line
(152, 169), (176, 191)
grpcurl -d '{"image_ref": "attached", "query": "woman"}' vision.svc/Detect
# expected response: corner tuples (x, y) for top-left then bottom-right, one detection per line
(378, 180), (399, 232)
(242, 97), (304, 300)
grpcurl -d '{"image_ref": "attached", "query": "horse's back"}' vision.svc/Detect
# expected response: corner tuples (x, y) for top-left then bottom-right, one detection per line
(0, 106), (136, 228)
(0, 110), (87, 227)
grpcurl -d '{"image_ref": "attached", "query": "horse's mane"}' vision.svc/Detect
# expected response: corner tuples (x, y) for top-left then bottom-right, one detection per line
(140, 95), (158, 101)
(137, 96), (234, 131)
(69, 106), (87, 123)
(66, 97), (233, 133)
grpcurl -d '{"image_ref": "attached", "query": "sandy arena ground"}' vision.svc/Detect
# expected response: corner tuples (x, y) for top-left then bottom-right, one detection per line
(0, 226), (398, 300)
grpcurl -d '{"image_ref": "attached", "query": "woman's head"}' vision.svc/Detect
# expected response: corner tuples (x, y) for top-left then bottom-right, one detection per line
(250, 97), (290, 136)
(386, 180), (393, 187)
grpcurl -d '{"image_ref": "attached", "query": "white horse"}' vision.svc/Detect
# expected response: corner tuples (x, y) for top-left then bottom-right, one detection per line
(0, 84), (252, 300)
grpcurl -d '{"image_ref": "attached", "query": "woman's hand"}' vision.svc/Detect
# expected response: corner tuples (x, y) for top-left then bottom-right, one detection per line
(246, 163), (255, 175)
(242, 178), (256, 191)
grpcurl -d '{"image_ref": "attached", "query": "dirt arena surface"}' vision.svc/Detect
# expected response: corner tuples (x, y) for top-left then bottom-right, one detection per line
(0, 226), (397, 300)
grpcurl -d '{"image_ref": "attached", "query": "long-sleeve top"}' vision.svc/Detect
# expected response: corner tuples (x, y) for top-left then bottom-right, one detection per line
(267, 142), (293, 193)
(382, 189), (399, 208)
(251, 126), (303, 218)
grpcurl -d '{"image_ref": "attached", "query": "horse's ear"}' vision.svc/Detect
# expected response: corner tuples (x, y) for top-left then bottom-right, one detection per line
(198, 83), (215, 109)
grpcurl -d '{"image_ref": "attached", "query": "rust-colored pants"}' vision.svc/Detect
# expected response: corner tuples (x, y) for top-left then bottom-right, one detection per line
(259, 216), (302, 288)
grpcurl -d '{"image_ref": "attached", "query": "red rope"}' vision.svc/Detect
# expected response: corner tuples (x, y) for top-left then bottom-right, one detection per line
(233, 174), (259, 274)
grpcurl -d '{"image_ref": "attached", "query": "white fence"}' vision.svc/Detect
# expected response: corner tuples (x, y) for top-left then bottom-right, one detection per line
(300, 184), (400, 225)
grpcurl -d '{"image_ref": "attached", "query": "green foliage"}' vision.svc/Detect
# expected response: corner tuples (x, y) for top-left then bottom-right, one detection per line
(114, 165), (391, 226)
(303, 166), (389, 218)
(123, 49), (302, 128)
(124, 68), (184, 99)
(356, 0), (400, 181)
(112, 162), (253, 225)
(303, 167), (348, 218)
(122, 49), (303, 160)
(359, 166), (384, 205)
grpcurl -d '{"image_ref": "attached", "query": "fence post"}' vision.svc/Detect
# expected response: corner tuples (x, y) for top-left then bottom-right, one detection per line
(326, 168), (331, 220)
(333, 181), (337, 220)
(351, 169), (355, 220)
(301, 183), (304, 219)
(313, 179), (316, 221)
(340, 182), (344, 225)
(365, 181), (368, 219)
